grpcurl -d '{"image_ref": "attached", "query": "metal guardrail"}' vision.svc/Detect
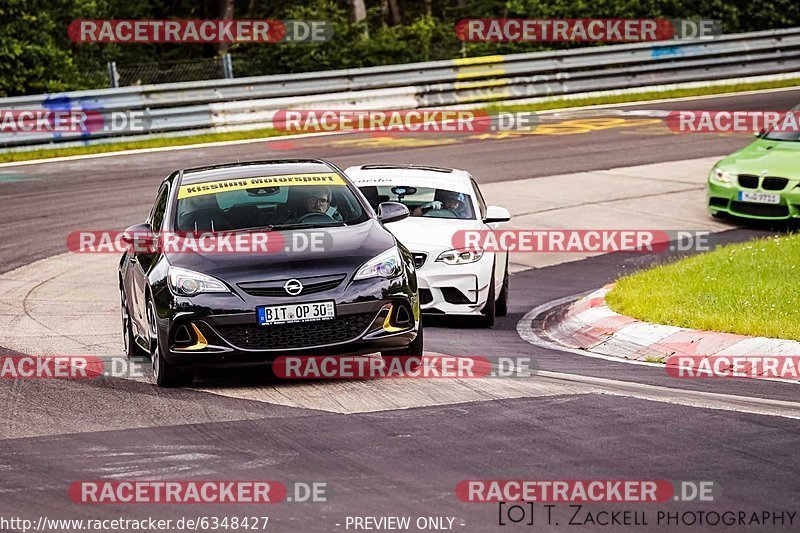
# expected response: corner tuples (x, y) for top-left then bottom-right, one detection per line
(2, 27), (800, 149)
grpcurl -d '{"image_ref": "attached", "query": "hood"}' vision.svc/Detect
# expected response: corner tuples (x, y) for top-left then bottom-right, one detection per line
(165, 219), (395, 284)
(383, 217), (484, 252)
(720, 139), (800, 178)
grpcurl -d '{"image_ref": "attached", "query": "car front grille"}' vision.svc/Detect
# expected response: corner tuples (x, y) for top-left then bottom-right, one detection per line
(214, 312), (377, 350)
(730, 201), (789, 218)
(762, 177), (788, 191)
(419, 288), (433, 305)
(737, 175), (759, 189)
(708, 197), (729, 208)
(412, 253), (427, 269)
(238, 275), (346, 297)
(441, 287), (473, 304)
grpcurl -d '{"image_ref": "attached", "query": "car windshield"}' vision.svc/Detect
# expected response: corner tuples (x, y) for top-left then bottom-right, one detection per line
(764, 130), (800, 141)
(763, 108), (800, 141)
(175, 173), (369, 231)
(359, 185), (475, 220)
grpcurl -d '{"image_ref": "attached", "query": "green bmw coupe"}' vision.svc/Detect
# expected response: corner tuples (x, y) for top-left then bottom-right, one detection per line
(707, 130), (800, 220)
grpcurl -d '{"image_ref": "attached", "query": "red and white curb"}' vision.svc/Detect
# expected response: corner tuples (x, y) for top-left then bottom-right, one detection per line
(544, 285), (800, 365)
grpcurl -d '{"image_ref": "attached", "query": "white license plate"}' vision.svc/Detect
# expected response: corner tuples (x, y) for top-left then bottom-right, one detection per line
(738, 191), (781, 204)
(257, 301), (336, 325)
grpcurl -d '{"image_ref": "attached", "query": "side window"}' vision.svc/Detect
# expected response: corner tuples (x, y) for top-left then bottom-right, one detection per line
(471, 179), (487, 219)
(149, 185), (170, 233)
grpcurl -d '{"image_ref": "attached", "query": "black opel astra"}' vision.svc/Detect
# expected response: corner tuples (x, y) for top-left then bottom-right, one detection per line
(119, 159), (421, 387)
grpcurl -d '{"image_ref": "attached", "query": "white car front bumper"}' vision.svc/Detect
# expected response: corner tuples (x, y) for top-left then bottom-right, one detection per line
(414, 252), (494, 316)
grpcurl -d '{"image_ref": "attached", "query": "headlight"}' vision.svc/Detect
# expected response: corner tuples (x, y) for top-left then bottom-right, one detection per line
(354, 248), (403, 280)
(712, 166), (734, 184)
(436, 249), (484, 265)
(168, 266), (230, 296)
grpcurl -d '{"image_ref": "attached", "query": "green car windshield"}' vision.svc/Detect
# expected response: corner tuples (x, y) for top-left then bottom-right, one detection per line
(764, 130), (800, 141)
(764, 109), (800, 141)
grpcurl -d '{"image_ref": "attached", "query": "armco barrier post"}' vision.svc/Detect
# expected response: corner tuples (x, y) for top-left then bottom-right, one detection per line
(223, 54), (234, 79)
(107, 61), (120, 88)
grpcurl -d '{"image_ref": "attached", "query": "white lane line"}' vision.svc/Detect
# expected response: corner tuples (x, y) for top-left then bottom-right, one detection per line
(537, 370), (800, 420)
(518, 294), (800, 419)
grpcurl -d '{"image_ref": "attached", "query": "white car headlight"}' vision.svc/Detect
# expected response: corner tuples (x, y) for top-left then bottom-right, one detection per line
(168, 266), (230, 296)
(436, 249), (484, 265)
(354, 248), (403, 280)
(712, 166), (734, 184)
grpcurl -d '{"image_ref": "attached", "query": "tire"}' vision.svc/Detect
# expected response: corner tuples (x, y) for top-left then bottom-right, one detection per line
(495, 258), (509, 317)
(478, 265), (496, 328)
(148, 299), (193, 388)
(381, 321), (424, 372)
(120, 287), (145, 358)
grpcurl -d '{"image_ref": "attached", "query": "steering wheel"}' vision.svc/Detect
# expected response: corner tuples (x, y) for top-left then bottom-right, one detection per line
(422, 208), (459, 218)
(296, 212), (337, 223)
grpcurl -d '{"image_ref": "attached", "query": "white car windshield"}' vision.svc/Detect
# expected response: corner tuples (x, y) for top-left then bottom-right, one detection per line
(359, 185), (475, 220)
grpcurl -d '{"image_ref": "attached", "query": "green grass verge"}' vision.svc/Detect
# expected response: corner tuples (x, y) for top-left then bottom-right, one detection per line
(0, 128), (286, 164)
(2, 75), (800, 164)
(606, 233), (800, 341)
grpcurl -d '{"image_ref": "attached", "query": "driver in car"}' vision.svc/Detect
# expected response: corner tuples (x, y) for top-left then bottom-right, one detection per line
(411, 189), (467, 217)
(303, 186), (331, 214)
(295, 186), (343, 221)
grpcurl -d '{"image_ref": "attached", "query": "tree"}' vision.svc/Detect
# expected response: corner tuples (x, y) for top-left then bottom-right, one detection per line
(0, 0), (82, 96)
(218, 0), (234, 56)
(383, 0), (402, 26)
(346, 0), (368, 37)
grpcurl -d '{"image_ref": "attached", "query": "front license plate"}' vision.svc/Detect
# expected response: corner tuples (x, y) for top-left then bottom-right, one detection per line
(257, 301), (336, 325)
(738, 191), (780, 204)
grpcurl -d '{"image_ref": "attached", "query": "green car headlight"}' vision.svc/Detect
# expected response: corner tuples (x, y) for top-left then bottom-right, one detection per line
(712, 167), (735, 184)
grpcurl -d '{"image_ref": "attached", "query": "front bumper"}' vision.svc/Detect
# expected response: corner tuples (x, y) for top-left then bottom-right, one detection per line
(708, 179), (800, 220)
(415, 254), (493, 316)
(153, 278), (419, 369)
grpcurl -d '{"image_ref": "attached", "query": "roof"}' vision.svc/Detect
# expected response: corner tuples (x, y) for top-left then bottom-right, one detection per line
(180, 159), (338, 185)
(344, 164), (472, 194)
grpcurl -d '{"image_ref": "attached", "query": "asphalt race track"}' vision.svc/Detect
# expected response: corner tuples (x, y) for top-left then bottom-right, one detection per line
(1, 89), (800, 532)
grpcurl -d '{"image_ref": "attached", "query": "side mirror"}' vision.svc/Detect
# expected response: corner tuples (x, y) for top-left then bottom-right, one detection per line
(484, 205), (511, 223)
(377, 202), (410, 223)
(755, 128), (767, 138)
(121, 223), (156, 251)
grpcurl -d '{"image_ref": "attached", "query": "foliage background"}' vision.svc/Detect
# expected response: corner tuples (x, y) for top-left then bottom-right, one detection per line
(2, 0), (799, 96)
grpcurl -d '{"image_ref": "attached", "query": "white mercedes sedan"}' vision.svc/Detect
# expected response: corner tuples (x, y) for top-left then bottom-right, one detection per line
(346, 164), (511, 327)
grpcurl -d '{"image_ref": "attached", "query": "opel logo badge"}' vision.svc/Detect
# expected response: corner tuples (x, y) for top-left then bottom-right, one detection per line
(284, 279), (303, 295)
